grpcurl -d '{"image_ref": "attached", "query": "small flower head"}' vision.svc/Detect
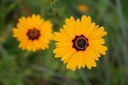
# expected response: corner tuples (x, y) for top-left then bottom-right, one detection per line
(13, 14), (53, 52)
(78, 4), (88, 13)
(0, 36), (6, 42)
(53, 16), (107, 71)
(48, 0), (56, 5)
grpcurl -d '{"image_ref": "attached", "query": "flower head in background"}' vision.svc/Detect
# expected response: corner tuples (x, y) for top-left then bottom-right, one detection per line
(48, 0), (56, 6)
(0, 36), (6, 43)
(13, 14), (52, 52)
(78, 4), (88, 13)
(53, 16), (107, 71)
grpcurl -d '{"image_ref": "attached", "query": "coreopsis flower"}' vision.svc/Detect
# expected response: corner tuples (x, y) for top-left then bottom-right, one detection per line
(13, 14), (52, 52)
(53, 16), (107, 71)
(78, 4), (88, 13)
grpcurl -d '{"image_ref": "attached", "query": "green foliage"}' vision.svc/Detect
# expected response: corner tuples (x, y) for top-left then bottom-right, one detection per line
(0, 0), (128, 85)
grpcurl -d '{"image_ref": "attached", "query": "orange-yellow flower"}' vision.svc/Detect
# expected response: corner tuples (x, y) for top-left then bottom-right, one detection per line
(12, 14), (53, 52)
(53, 16), (107, 71)
(78, 4), (88, 12)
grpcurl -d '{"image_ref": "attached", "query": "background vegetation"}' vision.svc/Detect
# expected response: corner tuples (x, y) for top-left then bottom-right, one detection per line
(0, 0), (128, 85)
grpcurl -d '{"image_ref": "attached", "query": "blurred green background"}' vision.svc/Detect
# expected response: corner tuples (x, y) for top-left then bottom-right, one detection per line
(0, 0), (128, 85)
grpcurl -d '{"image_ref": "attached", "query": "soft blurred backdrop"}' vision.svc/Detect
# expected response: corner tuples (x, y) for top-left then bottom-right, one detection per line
(0, 0), (128, 85)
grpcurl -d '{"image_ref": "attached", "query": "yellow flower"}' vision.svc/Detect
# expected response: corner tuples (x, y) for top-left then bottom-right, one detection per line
(78, 4), (88, 12)
(53, 16), (108, 71)
(13, 14), (52, 52)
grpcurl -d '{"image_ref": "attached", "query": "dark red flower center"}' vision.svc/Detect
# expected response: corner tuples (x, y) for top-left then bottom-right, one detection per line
(27, 28), (40, 41)
(72, 35), (89, 51)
